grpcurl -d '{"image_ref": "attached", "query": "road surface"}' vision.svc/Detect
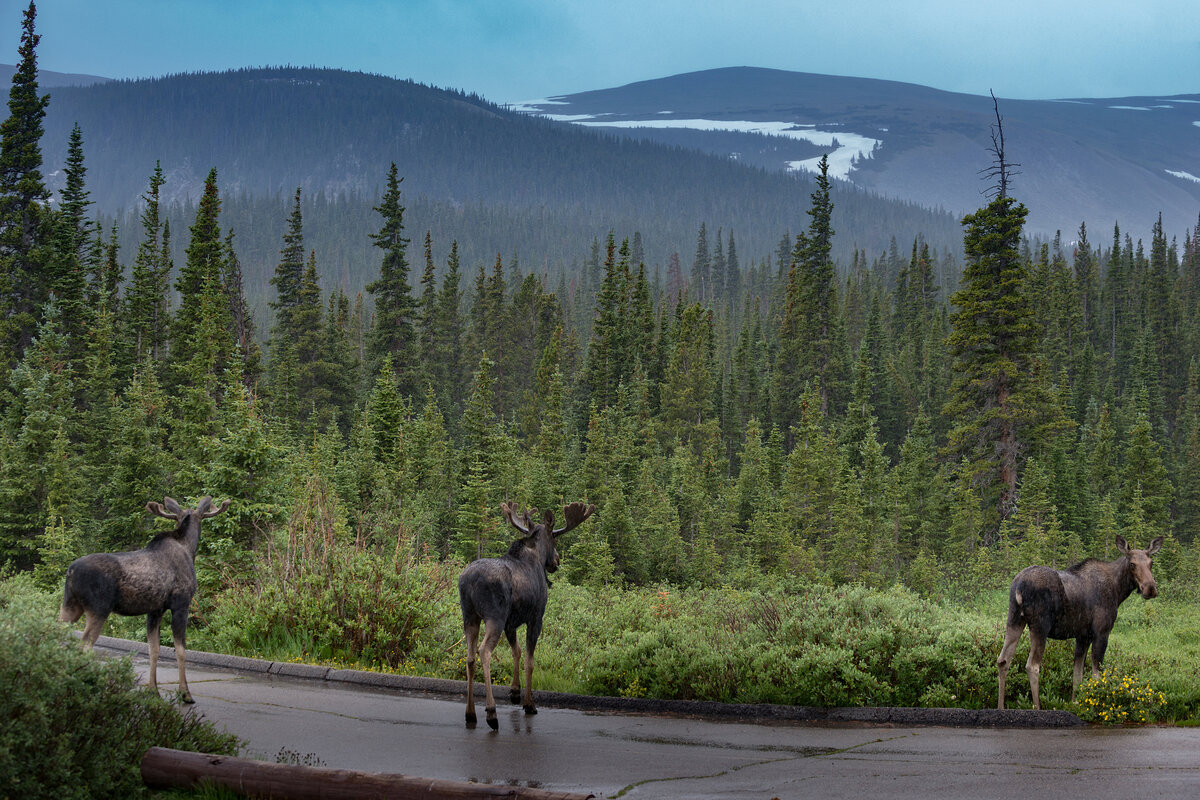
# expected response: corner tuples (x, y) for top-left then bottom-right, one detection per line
(99, 638), (1200, 799)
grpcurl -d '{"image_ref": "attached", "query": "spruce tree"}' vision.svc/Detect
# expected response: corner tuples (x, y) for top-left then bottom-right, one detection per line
(774, 156), (847, 434)
(0, 1), (50, 371)
(366, 163), (418, 396)
(943, 145), (1040, 539)
(170, 167), (233, 379)
(123, 163), (171, 368)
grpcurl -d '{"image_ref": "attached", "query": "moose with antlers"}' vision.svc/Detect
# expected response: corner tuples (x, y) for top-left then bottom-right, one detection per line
(59, 496), (230, 703)
(458, 500), (595, 730)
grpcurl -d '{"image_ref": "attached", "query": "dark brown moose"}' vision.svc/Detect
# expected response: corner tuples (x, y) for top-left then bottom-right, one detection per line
(458, 500), (595, 730)
(996, 534), (1163, 710)
(58, 496), (230, 703)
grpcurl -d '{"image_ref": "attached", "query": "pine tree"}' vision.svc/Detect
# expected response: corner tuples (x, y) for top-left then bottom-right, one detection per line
(0, 1), (51, 372)
(170, 167), (233, 379)
(691, 222), (710, 303)
(101, 357), (171, 550)
(123, 163), (171, 368)
(203, 369), (286, 550)
(270, 188), (306, 338)
(944, 189), (1039, 540)
(365, 163), (418, 396)
(660, 302), (717, 449)
(0, 302), (73, 567)
(222, 229), (261, 385)
(453, 356), (503, 560)
(773, 156), (847, 434)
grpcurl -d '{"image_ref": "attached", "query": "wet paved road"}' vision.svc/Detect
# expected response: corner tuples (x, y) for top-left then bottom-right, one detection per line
(111, 644), (1200, 799)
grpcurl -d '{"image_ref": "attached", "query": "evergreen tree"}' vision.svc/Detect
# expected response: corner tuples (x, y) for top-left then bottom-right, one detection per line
(170, 167), (233, 379)
(123, 163), (172, 368)
(0, 303), (73, 567)
(365, 162), (419, 396)
(434, 240), (466, 424)
(0, 1), (51, 371)
(691, 222), (710, 303)
(773, 156), (847, 434)
(944, 190), (1039, 539)
(453, 356), (503, 560)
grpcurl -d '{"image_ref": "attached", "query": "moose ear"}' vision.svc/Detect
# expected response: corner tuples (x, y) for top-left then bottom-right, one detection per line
(1115, 534), (1130, 555)
(1146, 536), (1164, 556)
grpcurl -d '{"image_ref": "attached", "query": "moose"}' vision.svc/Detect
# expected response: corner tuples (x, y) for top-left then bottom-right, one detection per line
(458, 500), (595, 730)
(58, 496), (230, 704)
(997, 535), (1164, 710)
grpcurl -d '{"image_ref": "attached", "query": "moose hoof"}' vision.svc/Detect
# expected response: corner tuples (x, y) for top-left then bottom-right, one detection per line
(510, 689), (521, 704)
(523, 704), (537, 716)
(179, 691), (195, 705)
(486, 715), (499, 731)
(465, 710), (477, 727)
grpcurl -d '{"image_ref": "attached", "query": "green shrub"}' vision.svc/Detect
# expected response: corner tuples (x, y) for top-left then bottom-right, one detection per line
(198, 537), (459, 672)
(570, 583), (1007, 708)
(0, 575), (241, 800)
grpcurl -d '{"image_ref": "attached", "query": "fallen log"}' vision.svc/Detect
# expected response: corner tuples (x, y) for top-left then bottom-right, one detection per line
(140, 747), (595, 800)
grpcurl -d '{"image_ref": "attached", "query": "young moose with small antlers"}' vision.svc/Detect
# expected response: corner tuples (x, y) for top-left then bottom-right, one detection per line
(458, 500), (595, 730)
(58, 496), (230, 703)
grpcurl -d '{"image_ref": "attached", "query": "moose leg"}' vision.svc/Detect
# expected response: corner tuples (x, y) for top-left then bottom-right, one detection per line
(506, 629), (522, 705)
(146, 610), (163, 693)
(464, 620), (480, 727)
(171, 606), (193, 704)
(80, 609), (108, 650)
(1091, 630), (1111, 678)
(1071, 639), (1090, 703)
(480, 623), (505, 730)
(522, 622), (541, 715)
(1026, 631), (1047, 710)
(996, 622), (1024, 710)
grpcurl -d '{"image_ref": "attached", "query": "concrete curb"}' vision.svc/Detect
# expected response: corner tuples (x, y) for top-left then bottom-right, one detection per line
(92, 634), (1085, 729)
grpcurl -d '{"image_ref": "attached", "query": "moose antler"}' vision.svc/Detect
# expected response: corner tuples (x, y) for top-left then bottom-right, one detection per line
(500, 501), (534, 535)
(553, 502), (596, 537)
(202, 498), (231, 518)
(147, 496), (183, 520)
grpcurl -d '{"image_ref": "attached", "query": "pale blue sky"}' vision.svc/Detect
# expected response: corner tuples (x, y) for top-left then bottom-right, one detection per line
(4, 0), (1199, 103)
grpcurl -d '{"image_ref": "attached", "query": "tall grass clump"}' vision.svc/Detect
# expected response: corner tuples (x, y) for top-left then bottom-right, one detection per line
(0, 573), (241, 800)
(197, 472), (460, 671)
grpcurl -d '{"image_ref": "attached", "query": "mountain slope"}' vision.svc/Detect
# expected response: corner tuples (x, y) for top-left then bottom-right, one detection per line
(517, 67), (1200, 238)
(27, 66), (962, 296)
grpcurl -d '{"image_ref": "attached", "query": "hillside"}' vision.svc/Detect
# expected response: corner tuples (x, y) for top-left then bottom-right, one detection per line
(28, 66), (962, 302)
(517, 67), (1200, 239)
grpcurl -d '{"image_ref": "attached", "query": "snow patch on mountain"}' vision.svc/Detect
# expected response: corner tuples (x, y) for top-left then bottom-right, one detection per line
(518, 111), (880, 179)
(1166, 169), (1200, 184)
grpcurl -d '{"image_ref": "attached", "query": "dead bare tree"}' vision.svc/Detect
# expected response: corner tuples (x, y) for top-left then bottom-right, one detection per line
(980, 89), (1021, 200)
(58, 496), (230, 703)
(458, 501), (595, 729)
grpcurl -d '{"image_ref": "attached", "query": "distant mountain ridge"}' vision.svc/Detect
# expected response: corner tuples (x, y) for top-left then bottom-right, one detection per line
(517, 67), (1200, 239)
(0, 64), (110, 87)
(14, 65), (964, 306)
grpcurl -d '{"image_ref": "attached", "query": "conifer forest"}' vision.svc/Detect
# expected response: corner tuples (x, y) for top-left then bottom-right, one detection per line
(5, 2), (1200, 717)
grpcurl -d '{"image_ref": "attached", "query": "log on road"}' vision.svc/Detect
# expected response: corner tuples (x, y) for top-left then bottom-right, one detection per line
(140, 747), (595, 800)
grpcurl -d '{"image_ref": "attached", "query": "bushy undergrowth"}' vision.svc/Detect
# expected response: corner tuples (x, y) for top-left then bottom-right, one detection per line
(0, 574), (241, 800)
(540, 582), (1000, 707)
(194, 479), (461, 672)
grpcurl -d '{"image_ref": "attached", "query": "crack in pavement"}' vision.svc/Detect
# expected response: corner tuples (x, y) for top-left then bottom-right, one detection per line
(609, 734), (909, 797)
